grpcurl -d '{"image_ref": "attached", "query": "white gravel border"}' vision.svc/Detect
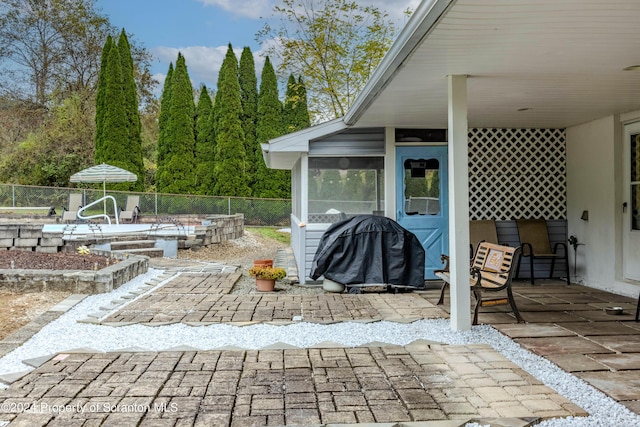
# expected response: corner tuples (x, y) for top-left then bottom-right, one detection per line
(1, 268), (639, 426)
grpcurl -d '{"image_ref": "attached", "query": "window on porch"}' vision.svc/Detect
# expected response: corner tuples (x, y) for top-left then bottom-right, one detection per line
(308, 157), (384, 223)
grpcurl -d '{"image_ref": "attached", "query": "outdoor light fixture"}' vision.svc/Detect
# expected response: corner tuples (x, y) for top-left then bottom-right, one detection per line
(581, 210), (589, 221)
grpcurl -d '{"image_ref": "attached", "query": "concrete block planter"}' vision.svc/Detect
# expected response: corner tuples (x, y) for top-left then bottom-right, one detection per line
(0, 253), (148, 294)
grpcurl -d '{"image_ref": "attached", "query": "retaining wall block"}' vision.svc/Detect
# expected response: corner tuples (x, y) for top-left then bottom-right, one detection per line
(13, 238), (39, 247)
(40, 237), (63, 247)
(0, 238), (14, 248)
(0, 227), (19, 239)
(35, 246), (59, 253)
(18, 226), (43, 239)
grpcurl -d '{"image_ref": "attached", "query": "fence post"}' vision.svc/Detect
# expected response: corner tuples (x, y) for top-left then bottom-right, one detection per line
(228, 197), (231, 215)
(11, 184), (15, 207)
(155, 192), (158, 216)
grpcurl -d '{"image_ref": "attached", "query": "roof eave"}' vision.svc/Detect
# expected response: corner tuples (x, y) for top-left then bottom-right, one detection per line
(263, 118), (349, 169)
(344, 0), (454, 126)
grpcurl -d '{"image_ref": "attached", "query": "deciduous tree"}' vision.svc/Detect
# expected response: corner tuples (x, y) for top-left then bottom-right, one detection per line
(0, 0), (110, 105)
(258, 0), (399, 122)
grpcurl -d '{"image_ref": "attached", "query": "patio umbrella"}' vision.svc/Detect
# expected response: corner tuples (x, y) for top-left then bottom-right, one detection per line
(70, 163), (137, 196)
(70, 163), (138, 217)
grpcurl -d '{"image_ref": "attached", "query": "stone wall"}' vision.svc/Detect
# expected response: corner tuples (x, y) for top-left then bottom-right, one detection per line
(181, 214), (244, 249)
(0, 214), (245, 253)
(0, 253), (148, 293)
(0, 224), (63, 253)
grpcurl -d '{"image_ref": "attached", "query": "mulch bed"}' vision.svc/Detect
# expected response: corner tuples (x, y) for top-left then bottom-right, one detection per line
(0, 250), (113, 270)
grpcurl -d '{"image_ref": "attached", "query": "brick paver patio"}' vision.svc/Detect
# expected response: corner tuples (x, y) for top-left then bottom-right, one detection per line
(0, 343), (586, 426)
(4, 260), (640, 425)
(98, 272), (446, 325)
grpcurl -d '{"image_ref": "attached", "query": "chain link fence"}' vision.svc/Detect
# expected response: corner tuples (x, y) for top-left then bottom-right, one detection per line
(0, 184), (292, 227)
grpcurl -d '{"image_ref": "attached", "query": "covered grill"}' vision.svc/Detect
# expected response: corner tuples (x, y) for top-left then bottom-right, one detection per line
(310, 215), (426, 290)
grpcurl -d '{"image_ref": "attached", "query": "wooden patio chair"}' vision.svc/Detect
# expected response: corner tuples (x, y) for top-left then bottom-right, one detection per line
(435, 242), (524, 325)
(470, 219), (499, 258)
(515, 218), (570, 285)
(61, 193), (83, 223)
(119, 195), (140, 223)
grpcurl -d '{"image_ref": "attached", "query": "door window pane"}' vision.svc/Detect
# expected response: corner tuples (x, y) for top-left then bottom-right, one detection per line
(403, 158), (440, 215)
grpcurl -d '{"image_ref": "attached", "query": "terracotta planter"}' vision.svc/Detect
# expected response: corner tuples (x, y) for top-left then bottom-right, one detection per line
(255, 278), (276, 292)
(254, 259), (273, 268)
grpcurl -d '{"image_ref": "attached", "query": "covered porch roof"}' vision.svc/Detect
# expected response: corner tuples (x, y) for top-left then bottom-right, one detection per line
(265, 0), (640, 169)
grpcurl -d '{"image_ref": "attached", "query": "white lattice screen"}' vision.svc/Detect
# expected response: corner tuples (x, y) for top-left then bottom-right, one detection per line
(468, 128), (566, 220)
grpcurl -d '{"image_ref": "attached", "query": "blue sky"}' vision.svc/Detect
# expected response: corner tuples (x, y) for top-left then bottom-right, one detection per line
(95, 0), (419, 94)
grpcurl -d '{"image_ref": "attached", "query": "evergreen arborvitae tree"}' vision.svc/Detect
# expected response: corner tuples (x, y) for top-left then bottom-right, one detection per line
(283, 75), (311, 133)
(283, 74), (298, 134)
(155, 63), (174, 190)
(157, 53), (196, 194)
(194, 85), (215, 194)
(254, 56), (289, 198)
(295, 76), (311, 129)
(96, 43), (128, 180)
(94, 35), (113, 160)
(117, 30), (144, 191)
(212, 44), (250, 196)
(239, 46), (258, 192)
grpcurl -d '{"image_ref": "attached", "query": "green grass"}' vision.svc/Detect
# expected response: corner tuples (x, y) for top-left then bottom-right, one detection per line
(247, 227), (290, 244)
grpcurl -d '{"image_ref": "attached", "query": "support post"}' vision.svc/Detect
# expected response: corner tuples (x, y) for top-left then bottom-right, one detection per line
(448, 74), (471, 331)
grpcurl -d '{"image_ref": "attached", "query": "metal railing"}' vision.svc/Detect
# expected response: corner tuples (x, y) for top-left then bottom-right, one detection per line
(0, 184), (292, 227)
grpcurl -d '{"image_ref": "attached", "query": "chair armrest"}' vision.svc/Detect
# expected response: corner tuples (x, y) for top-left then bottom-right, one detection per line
(434, 254), (450, 273)
(521, 242), (534, 257)
(470, 266), (482, 286)
(553, 241), (568, 255)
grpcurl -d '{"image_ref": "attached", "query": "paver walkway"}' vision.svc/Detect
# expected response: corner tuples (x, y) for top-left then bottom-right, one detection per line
(97, 273), (446, 325)
(4, 260), (640, 425)
(425, 280), (640, 414)
(0, 343), (585, 426)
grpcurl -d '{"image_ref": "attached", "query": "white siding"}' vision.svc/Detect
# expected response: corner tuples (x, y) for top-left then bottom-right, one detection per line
(567, 115), (639, 296)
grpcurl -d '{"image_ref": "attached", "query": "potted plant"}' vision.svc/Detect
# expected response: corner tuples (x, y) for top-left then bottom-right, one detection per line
(248, 265), (287, 292)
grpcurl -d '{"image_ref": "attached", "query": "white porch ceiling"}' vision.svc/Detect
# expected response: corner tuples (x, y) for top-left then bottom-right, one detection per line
(350, 0), (640, 129)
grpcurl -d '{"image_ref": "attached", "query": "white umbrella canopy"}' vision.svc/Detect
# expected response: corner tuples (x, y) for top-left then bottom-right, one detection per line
(70, 163), (137, 195)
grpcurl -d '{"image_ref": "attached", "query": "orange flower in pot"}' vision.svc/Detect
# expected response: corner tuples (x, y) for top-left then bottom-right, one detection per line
(248, 265), (286, 292)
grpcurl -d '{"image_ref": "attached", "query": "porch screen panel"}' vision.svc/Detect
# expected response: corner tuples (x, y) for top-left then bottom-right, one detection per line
(308, 157), (384, 223)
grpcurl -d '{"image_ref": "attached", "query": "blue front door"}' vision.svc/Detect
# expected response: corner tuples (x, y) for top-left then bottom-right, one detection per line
(396, 146), (448, 279)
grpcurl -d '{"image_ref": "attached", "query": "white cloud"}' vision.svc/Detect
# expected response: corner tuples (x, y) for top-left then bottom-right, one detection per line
(196, 0), (420, 24)
(196, 0), (275, 20)
(151, 44), (270, 94)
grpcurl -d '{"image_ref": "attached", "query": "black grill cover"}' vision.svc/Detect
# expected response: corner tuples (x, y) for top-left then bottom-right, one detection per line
(310, 215), (425, 287)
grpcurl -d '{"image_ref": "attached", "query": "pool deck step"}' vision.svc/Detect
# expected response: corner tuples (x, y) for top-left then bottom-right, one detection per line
(111, 247), (164, 258)
(110, 240), (157, 251)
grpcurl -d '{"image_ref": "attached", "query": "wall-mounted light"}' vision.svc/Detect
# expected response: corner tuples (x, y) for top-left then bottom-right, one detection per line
(581, 210), (589, 221)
